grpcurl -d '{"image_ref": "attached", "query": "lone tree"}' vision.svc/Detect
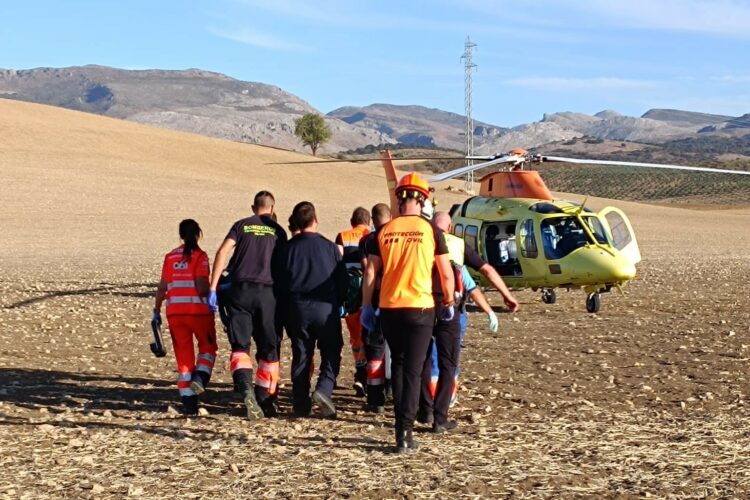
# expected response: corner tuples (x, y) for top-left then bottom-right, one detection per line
(294, 113), (332, 156)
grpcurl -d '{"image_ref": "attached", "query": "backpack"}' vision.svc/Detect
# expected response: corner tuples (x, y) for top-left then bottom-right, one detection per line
(343, 267), (364, 314)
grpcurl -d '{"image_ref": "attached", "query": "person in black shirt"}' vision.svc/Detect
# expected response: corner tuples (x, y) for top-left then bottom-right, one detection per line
(278, 201), (347, 418)
(209, 191), (287, 419)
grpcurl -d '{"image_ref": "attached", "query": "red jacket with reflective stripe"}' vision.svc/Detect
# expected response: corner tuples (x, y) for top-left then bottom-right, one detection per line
(161, 246), (211, 316)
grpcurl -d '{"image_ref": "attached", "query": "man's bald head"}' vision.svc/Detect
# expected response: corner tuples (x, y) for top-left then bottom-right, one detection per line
(434, 211), (452, 232)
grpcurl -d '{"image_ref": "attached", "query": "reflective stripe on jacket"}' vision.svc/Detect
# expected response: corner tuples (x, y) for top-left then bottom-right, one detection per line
(161, 246), (211, 316)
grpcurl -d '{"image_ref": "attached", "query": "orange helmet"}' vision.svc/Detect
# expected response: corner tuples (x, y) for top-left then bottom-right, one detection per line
(395, 172), (431, 201)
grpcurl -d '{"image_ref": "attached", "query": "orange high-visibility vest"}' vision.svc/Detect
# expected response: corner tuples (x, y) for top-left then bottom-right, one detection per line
(337, 224), (370, 269)
(377, 216), (441, 309)
(161, 246), (211, 316)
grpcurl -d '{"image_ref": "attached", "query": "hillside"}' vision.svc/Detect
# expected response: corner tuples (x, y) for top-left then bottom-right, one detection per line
(641, 108), (734, 126)
(0, 65), (392, 154)
(328, 103), (507, 151)
(0, 98), (463, 271)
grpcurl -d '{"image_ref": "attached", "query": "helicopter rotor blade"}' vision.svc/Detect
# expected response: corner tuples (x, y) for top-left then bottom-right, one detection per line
(428, 155), (519, 182)
(540, 156), (750, 176)
(267, 156), (467, 165)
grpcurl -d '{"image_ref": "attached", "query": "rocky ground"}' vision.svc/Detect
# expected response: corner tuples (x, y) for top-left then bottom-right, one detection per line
(2, 248), (749, 498)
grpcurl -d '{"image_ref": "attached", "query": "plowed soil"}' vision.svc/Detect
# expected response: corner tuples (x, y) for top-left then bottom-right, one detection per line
(1, 99), (749, 498)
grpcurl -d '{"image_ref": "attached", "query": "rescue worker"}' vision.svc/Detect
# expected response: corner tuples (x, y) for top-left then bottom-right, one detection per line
(335, 207), (371, 396)
(153, 219), (217, 416)
(208, 191), (287, 419)
(420, 265), (498, 425)
(417, 211), (519, 430)
(358, 203), (391, 413)
(278, 201), (347, 418)
(362, 173), (455, 453)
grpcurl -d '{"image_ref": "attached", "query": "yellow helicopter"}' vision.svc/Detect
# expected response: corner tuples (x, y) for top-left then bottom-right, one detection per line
(378, 149), (750, 312)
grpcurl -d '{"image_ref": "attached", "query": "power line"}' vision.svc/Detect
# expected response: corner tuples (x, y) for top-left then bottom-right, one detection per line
(461, 36), (477, 192)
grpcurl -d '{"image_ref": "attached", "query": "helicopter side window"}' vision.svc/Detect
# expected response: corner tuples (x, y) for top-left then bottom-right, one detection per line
(485, 223), (522, 276)
(520, 219), (538, 258)
(464, 225), (478, 251)
(453, 223), (464, 238)
(541, 217), (589, 259)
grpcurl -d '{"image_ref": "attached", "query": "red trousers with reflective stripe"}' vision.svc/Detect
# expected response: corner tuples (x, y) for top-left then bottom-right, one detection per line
(167, 314), (217, 396)
(345, 311), (366, 368)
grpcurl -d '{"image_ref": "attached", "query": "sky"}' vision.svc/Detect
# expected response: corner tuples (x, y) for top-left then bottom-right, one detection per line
(2, 0), (750, 127)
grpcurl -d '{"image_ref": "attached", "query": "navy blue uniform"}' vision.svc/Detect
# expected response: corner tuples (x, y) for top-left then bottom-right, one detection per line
(278, 232), (347, 415)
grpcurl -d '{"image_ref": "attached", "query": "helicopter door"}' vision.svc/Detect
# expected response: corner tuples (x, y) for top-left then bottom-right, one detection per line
(598, 207), (642, 265)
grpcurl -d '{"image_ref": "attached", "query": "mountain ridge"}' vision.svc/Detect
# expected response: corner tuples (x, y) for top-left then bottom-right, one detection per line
(1, 65), (747, 155)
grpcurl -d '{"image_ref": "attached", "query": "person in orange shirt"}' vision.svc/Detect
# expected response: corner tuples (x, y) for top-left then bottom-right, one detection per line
(153, 219), (217, 416)
(335, 207), (371, 397)
(362, 173), (455, 453)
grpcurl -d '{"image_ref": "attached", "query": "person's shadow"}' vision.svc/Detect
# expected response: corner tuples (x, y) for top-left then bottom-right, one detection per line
(0, 368), (394, 450)
(0, 368), (260, 440)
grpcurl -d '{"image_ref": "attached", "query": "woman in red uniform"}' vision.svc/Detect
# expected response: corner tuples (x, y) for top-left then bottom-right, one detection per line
(153, 219), (217, 415)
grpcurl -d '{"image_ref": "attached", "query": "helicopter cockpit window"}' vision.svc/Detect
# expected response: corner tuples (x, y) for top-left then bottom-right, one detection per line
(582, 216), (609, 245)
(453, 223), (464, 238)
(520, 219), (538, 258)
(604, 211), (632, 250)
(541, 216), (591, 260)
(464, 225), (478, 250)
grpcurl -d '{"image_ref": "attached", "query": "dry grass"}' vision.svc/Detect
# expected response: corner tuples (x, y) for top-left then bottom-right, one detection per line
(1, 99), (750, 498)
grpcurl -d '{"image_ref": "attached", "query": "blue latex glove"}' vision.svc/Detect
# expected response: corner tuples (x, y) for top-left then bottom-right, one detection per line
(360, 304), (379, 331)
(338, 305), (346, 318)
(208, 290), (218, 313)
(152, 309), (161, 326)
(439, 303), (455, 322)
(487, 312), (499, 333)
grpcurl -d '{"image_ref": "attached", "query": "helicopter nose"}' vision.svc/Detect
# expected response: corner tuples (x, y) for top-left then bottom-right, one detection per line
(610, 255), (637, 282)
(578, 247), (637, 282)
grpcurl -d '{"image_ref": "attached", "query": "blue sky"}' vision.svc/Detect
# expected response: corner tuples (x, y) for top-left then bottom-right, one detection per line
(2, 0), (749, 126)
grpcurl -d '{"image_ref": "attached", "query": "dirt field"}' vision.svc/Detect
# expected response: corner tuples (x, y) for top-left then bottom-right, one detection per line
(2, 99), (750, 498)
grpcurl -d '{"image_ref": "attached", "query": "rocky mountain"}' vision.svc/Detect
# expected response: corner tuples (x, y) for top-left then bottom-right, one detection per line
(641, 108), (734, 127)
(0, 65), (746, 156)
(475, 121), (581, 155)
(0, 65), (392, 153)
(698, 113), (750, 133)
(327, 103), (506, 151)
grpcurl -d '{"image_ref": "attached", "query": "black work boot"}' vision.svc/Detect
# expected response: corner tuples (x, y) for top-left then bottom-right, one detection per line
(260, 397), (278, 418)
(395, 425), (419, 454)
(312, 390), (337, 418)
(384, 379), (393, 402)
(190, 371), (210, 396)
(181, 395), (198, 416)
(432, 420), (459, 434)
(233, 371), (263, 420)
(293, 401), (312, 418)
(242, 389), (264, 420)
(364, 402), (386, 414)
(415, 407), (434, 426)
